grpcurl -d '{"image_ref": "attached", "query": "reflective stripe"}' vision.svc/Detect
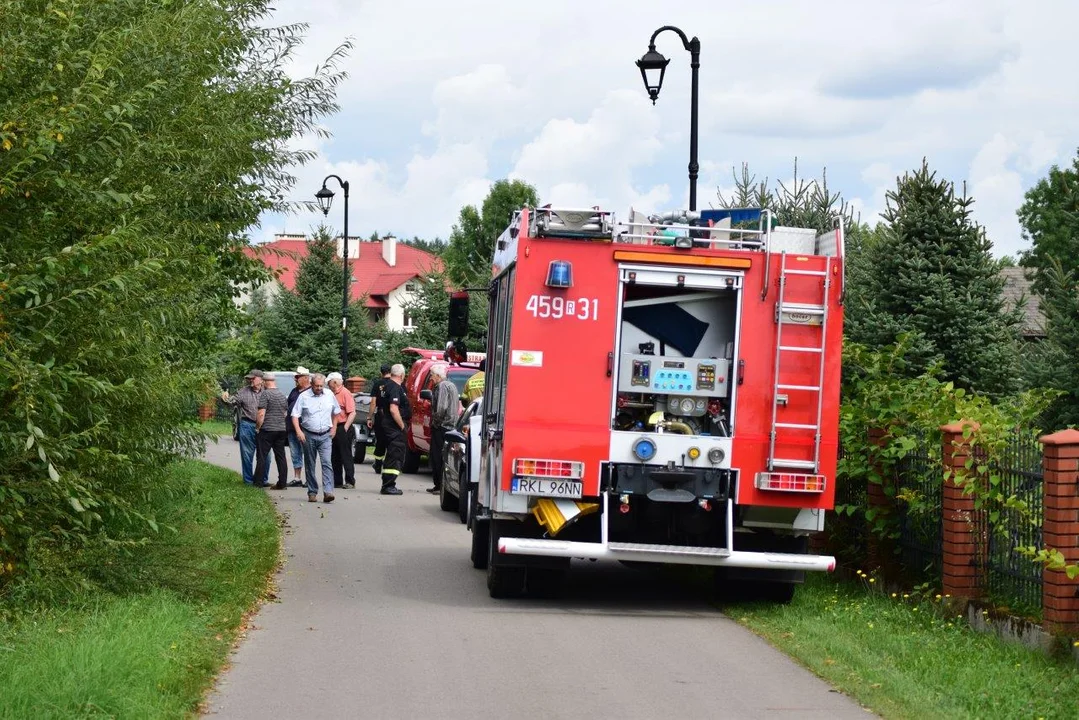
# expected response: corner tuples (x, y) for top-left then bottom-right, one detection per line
(372, 453), (385, 460)
(382, 469), (400, 476)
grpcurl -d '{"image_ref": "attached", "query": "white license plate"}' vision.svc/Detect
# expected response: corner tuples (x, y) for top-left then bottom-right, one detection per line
(511, 477), (583, 499)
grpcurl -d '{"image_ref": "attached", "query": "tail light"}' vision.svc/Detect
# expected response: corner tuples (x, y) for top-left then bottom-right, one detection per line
(754, 472), (826, 493)
(514, 458), (584, 480)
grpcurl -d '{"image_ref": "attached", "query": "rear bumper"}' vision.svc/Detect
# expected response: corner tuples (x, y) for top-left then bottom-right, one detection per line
(497, 537), (835, 572)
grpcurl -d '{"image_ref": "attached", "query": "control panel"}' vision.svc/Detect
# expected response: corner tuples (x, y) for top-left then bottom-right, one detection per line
(618, 354), (729, 398)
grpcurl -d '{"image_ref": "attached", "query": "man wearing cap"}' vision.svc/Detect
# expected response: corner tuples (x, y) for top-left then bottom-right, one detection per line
(286, 367), (311, 486)
(291, 372), (342, 503)
(367, 364), (392, 474)
(221, 370), (265, 486)
(327, 372), (357, 490)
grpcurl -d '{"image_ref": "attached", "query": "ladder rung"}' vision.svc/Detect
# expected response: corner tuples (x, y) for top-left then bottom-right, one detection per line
(771, 458), (819, 471)
(779, 302), (825, 314)
(776, 422), (819, 430)
(784, 269), (828, 277)
(778, 384), (821, 392)
(779, 345), (824, 353)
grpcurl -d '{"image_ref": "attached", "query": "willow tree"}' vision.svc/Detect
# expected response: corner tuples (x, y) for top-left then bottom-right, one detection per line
(0, 0), (351, 576)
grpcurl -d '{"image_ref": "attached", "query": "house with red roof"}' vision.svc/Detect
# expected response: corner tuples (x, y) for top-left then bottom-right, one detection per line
(244, 234), (443, 332)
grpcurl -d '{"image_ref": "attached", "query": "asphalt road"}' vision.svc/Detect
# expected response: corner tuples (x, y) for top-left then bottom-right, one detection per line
(201, 438), (871, 720)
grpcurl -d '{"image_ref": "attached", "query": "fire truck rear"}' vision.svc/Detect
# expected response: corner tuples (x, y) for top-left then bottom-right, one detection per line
(452, 204), (845, 600)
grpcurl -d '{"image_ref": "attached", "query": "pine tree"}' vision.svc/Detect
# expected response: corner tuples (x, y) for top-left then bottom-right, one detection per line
(857, 160), (1021, 394)
(260, 226), (374, 375)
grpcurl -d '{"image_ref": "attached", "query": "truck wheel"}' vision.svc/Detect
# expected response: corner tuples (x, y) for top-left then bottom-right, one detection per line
(470, 518), (489, 569)
(439, 475), (457, 512)
(755, 581), (796, 604)
(456, 463), (469, 524)
(526, 568), (567, 599)
(403, 448), (421, 474)
(352, 441), (367, 464)
(486, 522), (525, 598)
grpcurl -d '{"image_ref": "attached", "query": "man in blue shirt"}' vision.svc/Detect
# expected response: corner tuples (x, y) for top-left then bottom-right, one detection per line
(291, 372), (342, 503)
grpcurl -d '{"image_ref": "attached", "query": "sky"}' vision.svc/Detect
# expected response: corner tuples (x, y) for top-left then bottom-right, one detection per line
(256, 0), (1079, 259)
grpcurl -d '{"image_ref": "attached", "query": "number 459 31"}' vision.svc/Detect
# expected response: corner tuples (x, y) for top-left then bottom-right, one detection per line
(525, 294), (599, 321)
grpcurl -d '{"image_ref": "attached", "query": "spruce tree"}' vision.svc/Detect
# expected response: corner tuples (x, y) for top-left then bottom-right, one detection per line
(857, 161), (1021, 394)
(260, 226), (374, 374)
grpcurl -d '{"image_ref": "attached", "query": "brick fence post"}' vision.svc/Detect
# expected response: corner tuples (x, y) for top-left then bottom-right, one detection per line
(941, 420), (985, 600)
(345, 376), (366, 393)
(1040, 428), (1079, 635)
(865, 427), (891, 570)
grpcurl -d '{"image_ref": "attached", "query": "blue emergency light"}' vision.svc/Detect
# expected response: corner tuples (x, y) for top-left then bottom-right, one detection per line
(545, 260), (573, 288)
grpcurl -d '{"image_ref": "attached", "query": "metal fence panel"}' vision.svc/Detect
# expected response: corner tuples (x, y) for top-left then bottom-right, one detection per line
(896, 431), (943, 582)
(985, 429), (1044, 617)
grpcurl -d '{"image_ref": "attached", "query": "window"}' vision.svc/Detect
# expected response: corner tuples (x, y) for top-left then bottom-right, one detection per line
(405, 281), (417, 292)
(403, 309), (415, 329)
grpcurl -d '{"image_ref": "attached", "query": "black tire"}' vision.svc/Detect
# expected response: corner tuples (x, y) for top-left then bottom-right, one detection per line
(486, 524), (526, 598)
(713, 571), (796, 604)
(439, 475), (457, 512)
(352, 441), (367, 464)
(471, 518), (489, 569)
(756, 581), (796, 604)
(457, 464), (469, 525)
(526, 568), (567, 599)
(403, 448), (421, 474)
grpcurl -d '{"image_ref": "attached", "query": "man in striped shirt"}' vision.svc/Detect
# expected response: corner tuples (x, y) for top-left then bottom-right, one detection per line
(255, 373), (291, 490)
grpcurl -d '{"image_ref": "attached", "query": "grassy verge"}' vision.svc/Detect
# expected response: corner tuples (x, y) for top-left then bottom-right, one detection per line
(725, 574), (1079, 719)
(199, 419), (234, 437)
(0, 460), (278, 718)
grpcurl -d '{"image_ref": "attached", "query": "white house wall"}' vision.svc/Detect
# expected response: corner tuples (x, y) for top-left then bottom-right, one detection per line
(385, 282), (418, 332)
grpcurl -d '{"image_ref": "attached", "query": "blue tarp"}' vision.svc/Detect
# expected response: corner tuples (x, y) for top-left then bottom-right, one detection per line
(622, 303), (709, 357)
(699, 208), (762, 226)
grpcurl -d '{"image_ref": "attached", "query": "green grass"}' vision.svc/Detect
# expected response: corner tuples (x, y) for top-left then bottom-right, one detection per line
(725, 574), (1079, 719)
(0, 460), (279, 719)
(199, 419), (233, 437)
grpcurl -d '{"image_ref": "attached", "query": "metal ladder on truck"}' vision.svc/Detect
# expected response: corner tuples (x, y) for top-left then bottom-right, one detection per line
(767, 252), (831, 474)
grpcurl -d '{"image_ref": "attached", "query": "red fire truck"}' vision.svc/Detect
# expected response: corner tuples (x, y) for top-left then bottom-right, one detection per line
(449, 204), (844, 600)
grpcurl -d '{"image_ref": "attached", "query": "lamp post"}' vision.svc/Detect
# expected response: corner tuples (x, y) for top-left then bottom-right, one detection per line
(315, 174), (351, 376)
(636, 25), (700, 211)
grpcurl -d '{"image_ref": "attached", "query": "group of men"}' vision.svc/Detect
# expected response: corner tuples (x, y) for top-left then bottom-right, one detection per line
(222, 362), (427, 501)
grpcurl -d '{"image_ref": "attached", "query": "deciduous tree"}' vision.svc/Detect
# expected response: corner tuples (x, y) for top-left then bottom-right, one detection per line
(0, 0), (349, 578)
(443, 179), (539, 287)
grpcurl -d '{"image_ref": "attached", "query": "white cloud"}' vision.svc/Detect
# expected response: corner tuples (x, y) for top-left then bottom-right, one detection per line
(968, 134), (1028, 258)
(252, 0), (1079, 258)
(511, 89), (670, 214)
(422, 65), (530, 146)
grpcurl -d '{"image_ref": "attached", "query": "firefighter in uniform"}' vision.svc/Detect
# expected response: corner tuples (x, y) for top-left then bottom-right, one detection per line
(367, 364), (392, 474)
(462, 360), (485, 403)
(378, 363), (409, 496)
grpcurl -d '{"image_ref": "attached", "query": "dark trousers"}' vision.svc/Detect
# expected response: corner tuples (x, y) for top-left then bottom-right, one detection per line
(430, 426), (447, 489)
(372, 418), (387, 472)
(255, 429), (288, 487)
(381, 425), (406, 489)
(332, 423), (355, 487)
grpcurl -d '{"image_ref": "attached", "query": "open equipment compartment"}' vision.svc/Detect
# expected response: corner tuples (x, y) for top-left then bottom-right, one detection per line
(602, 262), (745, 548)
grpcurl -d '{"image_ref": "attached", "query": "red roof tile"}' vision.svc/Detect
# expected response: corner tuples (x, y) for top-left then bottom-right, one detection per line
(246, 237), (443, 308)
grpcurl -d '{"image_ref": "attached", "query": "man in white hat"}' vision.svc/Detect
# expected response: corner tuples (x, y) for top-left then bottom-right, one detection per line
(286, 366), (311, 486)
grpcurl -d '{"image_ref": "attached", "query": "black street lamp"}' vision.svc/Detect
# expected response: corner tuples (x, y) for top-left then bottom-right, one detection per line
(637, 26), (701, 211)
(315, 174), (351, 377)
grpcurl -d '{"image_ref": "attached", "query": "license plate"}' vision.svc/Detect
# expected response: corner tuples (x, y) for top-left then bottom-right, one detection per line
(511, 477), (583, 499)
